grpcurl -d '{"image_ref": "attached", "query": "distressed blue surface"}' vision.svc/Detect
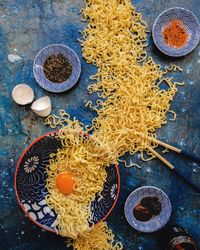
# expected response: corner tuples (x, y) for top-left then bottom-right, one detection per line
(0, 0), (199, 249)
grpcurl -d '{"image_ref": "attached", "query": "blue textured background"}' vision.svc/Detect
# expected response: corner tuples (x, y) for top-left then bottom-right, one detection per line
(0, 0), (199, 249)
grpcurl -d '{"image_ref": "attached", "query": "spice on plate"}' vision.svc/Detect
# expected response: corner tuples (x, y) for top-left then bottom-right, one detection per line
(162, 19), (189, 48)
(133, 196), (162, 222)
(43, 53), (72, 83)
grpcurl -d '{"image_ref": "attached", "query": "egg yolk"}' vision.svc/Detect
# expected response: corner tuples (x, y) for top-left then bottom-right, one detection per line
(56, 172), (75, 195)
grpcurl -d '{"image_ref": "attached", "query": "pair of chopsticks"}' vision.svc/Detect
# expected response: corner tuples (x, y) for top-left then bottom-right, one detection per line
(145, 136), (200, 193)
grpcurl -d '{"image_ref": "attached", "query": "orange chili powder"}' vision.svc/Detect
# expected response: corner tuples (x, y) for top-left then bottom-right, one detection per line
(162, 19), (189, 48)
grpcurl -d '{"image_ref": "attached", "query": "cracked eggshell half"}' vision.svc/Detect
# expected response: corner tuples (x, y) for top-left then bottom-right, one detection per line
(12, 84), (34, 105)
(31, 96), (51, 117)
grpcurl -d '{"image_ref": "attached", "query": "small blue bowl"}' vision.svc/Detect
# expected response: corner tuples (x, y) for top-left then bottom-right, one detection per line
(124, 186), (172, 233)
(152, 8), (200, 57)
(33, 44), (81, 93)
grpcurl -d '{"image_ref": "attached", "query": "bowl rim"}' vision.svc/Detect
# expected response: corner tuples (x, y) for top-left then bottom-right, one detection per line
(124, 185), (172, 233)
(152, 7), (200, 57)
(14, 130), (120, 234)
(33, 44), (81, 93)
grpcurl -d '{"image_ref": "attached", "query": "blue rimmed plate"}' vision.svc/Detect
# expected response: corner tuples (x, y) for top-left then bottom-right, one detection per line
(33, 44), (81, 93)
(152, 8), (200, 57)
(14, 131), (120, 233)
(124, 186), (172, 233)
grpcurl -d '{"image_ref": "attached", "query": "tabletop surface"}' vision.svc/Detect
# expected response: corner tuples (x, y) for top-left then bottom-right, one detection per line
(0, 0), (199, 249)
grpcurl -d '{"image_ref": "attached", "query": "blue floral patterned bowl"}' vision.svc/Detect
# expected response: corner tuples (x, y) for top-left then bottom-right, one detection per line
(152, 8), (200, 57)
(14, 131), (120, 233)
(124, 186), (172, 233)
(33, 44), (81, 93)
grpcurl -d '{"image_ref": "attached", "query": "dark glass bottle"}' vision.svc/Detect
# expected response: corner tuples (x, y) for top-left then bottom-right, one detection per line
(161, 225), (197, 250)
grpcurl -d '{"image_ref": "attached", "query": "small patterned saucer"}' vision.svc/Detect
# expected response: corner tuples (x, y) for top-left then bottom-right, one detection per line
(33, 44), (81, 93)
(152, 8), (200, 57)
(14, 131), (120, 233)
(124, 186), (172, 233)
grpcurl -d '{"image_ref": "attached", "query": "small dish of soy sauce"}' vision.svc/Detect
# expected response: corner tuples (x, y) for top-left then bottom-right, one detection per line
(124, 186), (172, 233)
(133, 196), (162, 222)
(33, 44), (81, 93)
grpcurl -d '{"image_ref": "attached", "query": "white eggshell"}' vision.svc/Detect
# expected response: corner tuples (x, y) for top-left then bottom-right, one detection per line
(8, 54), (22, 63)
(31, 96), (51, 117)
(12, 84), (34, 105)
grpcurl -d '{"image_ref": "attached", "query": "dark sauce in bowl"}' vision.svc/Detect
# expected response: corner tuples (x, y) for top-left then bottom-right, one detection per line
(133, 196), (162, 222)
(133, 205), (153, 222)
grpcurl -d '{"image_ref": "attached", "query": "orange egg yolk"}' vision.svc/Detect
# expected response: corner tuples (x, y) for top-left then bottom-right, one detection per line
(56, 172), (75, 195)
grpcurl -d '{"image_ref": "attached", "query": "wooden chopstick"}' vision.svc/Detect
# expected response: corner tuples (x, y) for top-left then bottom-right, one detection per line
(148, 136), (200, 163)
(148, 147), (175, 170)
(148, 146), (200, 193)
(136, 132), (181, 154)
(147, 136), (181, 154)
(137, 131), (200, 163)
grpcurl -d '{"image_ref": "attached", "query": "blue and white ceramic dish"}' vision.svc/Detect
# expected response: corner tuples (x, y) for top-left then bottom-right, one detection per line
(33, 44), (81, 93)
(152, 7), (200, 57)
(15, 131), (120, 233)
(124, 186), (172, 233)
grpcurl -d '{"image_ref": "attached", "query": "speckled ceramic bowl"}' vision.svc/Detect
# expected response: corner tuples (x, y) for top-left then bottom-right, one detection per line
(33, 44), (81, 93)
(152, 7), (200, 57)
(124, 186), (172, 233)
(14, 131), (120, 233)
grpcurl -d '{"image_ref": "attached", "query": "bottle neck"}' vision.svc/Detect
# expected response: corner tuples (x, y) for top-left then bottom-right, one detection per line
(167, 236), (197, 250)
